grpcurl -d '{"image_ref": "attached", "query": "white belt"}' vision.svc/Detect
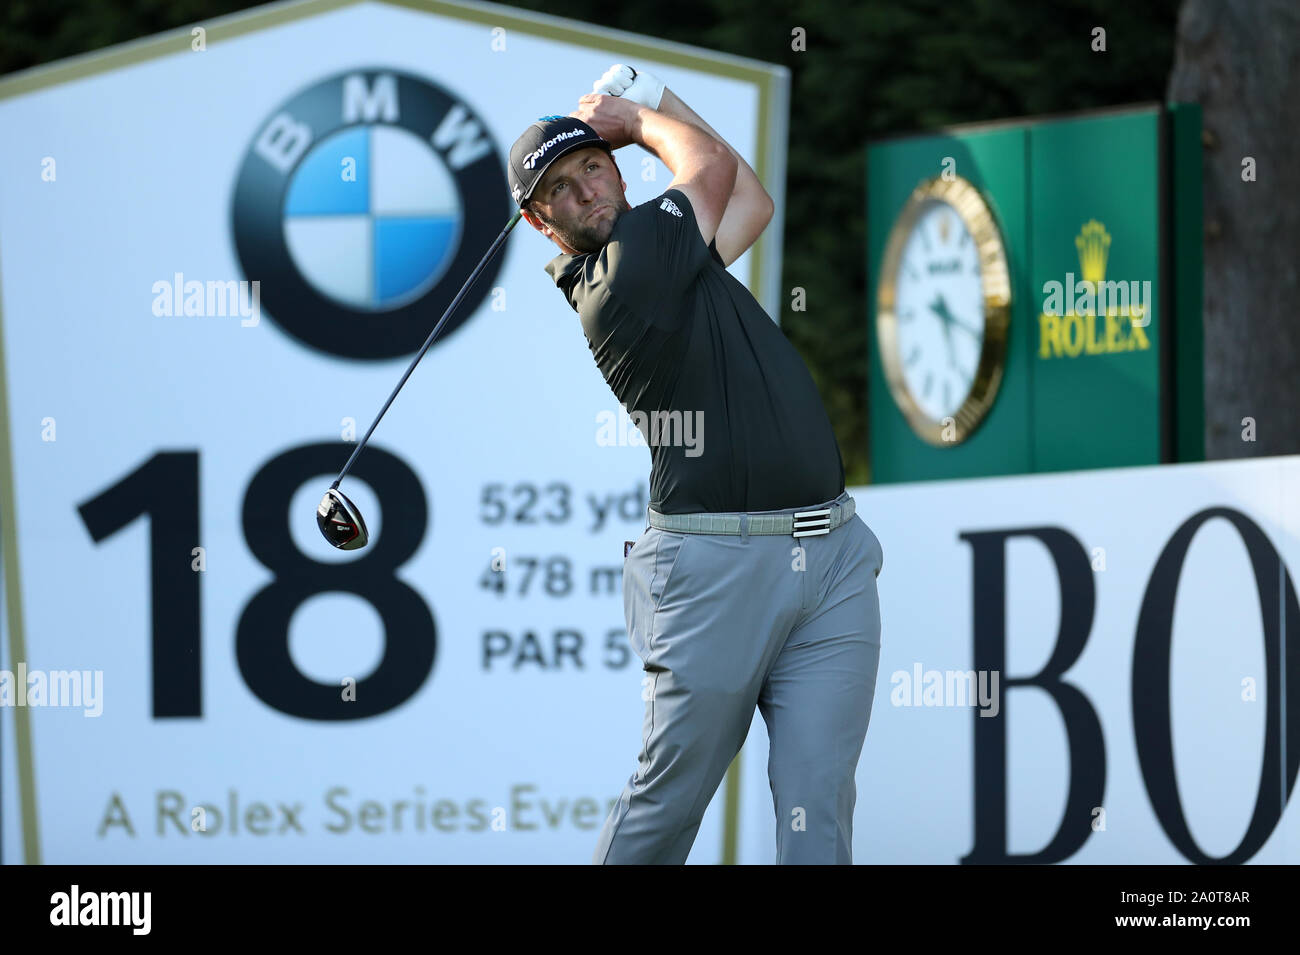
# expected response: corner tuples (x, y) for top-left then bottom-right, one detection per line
(647, 495), (855, 538)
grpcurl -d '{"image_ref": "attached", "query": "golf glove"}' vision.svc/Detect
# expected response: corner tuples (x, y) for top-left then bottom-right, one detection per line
(592, 63), (665, 110)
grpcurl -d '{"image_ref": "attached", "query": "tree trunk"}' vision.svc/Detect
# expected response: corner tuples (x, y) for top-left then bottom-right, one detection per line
(1167, 0), (1300, 459)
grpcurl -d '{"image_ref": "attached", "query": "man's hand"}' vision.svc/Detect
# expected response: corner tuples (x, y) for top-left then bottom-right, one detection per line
(569, 93), (642, 150)
(591, 63), (666, 110)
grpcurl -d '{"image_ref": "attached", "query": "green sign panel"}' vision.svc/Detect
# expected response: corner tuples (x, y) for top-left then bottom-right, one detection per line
(866, 103), (1203, 484)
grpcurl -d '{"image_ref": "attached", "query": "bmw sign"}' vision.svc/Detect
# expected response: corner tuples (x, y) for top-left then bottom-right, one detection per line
(232, 70), (510, 359)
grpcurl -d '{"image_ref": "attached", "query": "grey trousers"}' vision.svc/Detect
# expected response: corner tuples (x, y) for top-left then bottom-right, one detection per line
(593, 491), (884, 864)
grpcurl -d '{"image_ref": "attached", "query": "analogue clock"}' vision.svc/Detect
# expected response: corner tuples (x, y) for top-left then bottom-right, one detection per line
(876, 175), (1011, 446)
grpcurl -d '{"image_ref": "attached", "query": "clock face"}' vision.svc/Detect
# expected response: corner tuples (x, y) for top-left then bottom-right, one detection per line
(877, 175), (1010, 447)
(893, 200), (986, 423)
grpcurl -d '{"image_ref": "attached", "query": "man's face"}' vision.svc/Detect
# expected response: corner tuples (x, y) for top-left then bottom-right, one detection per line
(522, 147), (630, 254)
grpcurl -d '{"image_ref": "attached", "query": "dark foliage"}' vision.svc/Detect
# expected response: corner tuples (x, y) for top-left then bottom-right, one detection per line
(1, 0), (1181, 481)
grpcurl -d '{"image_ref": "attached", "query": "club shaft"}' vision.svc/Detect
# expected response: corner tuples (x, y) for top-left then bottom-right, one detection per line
(332, 208), (523, 489)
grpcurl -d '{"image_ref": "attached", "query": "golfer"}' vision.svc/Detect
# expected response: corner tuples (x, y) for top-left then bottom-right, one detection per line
(507, 65), (885, 865)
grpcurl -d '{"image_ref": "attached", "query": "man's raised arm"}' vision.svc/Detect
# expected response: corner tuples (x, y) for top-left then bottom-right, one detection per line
(571, 93), (738, 249)
(649, 88), (775, 268)
(583, 64), (774, 266)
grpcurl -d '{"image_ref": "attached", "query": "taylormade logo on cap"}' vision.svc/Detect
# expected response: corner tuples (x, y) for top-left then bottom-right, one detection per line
(522, 127), (587, 170)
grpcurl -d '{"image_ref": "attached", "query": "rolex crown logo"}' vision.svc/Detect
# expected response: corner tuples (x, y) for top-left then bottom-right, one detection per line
(1075, 219), (1111, 284)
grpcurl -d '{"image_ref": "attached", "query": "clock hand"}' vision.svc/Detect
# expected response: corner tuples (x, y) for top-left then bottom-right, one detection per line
(943, 324), (960, 370)
(928, 294), (952, 324)
(948, 315), (982, 339)
(929, 294), (959, 368)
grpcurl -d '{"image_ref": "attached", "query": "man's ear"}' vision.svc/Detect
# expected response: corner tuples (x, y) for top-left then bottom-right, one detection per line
(522, 208), (549, 236)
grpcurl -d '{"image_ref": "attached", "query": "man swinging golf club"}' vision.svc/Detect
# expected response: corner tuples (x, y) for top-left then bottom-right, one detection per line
(510, 65), (886, 865)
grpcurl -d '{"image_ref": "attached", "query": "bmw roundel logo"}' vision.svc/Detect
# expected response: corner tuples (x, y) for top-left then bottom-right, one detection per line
(232, 70), (510, 359)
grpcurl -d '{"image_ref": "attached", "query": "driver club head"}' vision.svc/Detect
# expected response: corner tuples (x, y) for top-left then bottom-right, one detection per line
(317, 487), (369, 550)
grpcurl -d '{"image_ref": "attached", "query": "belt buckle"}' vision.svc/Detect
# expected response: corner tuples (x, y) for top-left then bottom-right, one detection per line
(792, 507), (832, 538)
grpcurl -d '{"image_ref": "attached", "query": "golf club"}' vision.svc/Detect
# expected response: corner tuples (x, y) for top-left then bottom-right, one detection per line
(317, 207), (524, 550)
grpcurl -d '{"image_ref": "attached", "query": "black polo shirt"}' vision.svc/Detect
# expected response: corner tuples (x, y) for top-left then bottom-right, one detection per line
(544, 187), (844, 514)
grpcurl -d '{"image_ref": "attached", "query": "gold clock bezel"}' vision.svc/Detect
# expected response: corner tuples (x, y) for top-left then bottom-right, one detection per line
(876, 175), (1011, 447)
